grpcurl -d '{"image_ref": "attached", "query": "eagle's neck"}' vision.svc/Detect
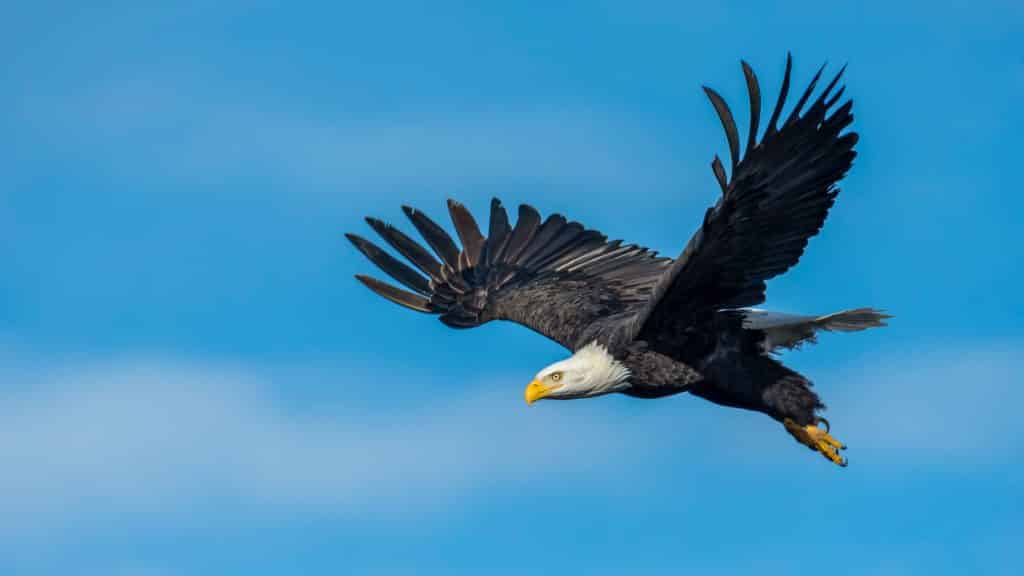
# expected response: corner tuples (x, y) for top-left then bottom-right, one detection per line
(573, 341), (631, 395)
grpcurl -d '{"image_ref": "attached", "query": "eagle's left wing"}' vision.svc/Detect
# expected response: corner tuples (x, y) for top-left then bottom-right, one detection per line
(347, 198), (670, 350)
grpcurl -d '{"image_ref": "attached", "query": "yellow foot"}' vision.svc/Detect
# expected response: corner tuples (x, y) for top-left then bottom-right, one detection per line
(784, 418), (847, 467)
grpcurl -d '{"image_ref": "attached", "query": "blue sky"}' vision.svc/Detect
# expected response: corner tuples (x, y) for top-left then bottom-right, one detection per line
(1, 1), (1022, 574)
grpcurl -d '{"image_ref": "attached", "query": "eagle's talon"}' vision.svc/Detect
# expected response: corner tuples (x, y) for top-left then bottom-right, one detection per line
(784, 417), (848, 467)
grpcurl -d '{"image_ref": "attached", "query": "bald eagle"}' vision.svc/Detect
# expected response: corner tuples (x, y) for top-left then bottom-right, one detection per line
(346, 55), (890, 467)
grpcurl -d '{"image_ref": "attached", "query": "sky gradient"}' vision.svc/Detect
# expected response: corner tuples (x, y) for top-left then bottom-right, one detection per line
(2, 1), (1022, 575)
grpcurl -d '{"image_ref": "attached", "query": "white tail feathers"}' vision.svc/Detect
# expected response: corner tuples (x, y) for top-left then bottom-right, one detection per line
(741, 307), (892, 352)
(813, 308), (892, 332)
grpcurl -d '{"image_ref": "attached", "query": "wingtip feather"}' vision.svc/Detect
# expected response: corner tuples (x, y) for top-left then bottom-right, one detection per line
(354, 274), (435, 313)
(703, 85), (740, 169)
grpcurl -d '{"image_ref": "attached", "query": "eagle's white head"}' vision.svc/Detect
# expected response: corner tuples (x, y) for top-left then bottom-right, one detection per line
(524, 342), (632, 404)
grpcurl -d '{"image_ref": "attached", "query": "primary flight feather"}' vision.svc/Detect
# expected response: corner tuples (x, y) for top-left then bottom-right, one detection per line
(346, 55), (890, 467)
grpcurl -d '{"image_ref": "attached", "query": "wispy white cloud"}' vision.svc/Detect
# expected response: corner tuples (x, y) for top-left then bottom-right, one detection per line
(0, 341), (1018, 536)
(0, 356), (649, 532)
(824, 342), (1023, 459)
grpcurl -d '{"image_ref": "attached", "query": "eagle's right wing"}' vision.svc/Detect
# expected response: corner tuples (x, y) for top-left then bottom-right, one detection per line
(633, 55), (858, 351)
(347, 198), (670, 350)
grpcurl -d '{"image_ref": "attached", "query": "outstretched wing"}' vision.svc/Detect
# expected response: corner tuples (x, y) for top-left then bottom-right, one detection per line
(347, 198), (670, 350)
(634, 55), (858, 349)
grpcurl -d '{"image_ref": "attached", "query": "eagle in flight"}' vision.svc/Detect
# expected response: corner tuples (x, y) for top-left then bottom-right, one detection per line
(346, 55), (890, 467)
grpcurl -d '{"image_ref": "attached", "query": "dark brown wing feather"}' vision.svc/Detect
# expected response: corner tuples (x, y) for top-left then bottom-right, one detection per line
(349, 198), (670, 349)
(634, 55), (858, 352)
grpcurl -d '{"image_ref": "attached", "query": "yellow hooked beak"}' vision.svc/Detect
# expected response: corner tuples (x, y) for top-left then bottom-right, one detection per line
(524, 379), (555, 405)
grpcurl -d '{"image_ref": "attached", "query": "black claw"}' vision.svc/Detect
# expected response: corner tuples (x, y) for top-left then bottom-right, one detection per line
(816, 417), (831, 433)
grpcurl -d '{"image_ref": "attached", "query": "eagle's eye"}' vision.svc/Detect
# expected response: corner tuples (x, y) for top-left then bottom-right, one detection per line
(550, 372), (562, 382)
